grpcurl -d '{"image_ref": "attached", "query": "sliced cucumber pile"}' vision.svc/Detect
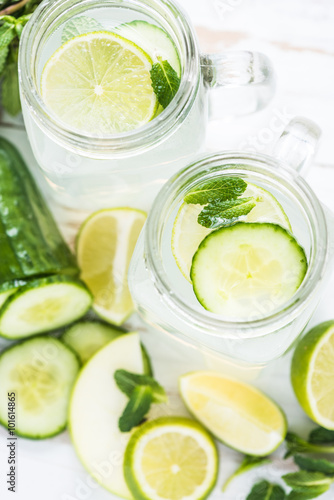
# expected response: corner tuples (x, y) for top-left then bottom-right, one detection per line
(115, 20), (181, 76)
(191, 222), (308, 319)
(0, 276), (92, 340)
(61, 320), (123, 363)
(0, 336), (80, 438)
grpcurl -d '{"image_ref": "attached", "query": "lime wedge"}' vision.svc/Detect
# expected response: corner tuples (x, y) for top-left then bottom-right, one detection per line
(41, 32), (158, 134)
(179, 371), (287, 456)
(172, 183), (292, 281)
(76, 208), (146, 325)
(124, 417), (218, 500)
(291, 321), (334, 429)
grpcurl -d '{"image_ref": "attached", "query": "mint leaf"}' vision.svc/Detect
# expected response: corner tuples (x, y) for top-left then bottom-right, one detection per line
(198, 197), (255, 229)
(294, 455), (334, 475)
(2, 61), (20, 115)
(61, 16), (103, 43)
(0, 21), (16, 47)
(0, 44), (8, 74)
(282, 471), (334, 490)
(184, 177), (247, 205)
(309, 427), (334, 445)
(114, 369), (167, 404)
(246, 480), (286, 500)
(222, 455), (270, 491)
(118, 385), (153, 432)
(150, 58), (180, 109)
(285, 432), (334, 457)
(287, 487), (331, 500)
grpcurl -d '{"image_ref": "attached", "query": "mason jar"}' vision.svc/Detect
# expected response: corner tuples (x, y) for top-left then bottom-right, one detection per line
(19, 0), (274, 227)
(128, 117), (334, 371)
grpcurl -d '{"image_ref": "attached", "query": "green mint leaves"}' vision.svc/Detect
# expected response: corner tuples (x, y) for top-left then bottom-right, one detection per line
(118, 385), (153, 432)
(198, 197), (256, 229)
(0, 7), (35, 115)
(309, 427), (334, 445)
(184, 176), (255, 230)
(285, 431), (334, 458)
(283, 471), (334, 499)
(114, 369), (167, 404)
(115, 369), (167, 432)
(246, 481), (286, 500)
(61, 16), (103, 43)
(184, 177), (247, 205)
(294, 455), (334, 475)
(150, 57), (180, 109)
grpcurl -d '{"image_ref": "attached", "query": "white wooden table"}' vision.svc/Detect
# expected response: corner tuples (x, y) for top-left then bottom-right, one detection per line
(1, 0), (334, 498)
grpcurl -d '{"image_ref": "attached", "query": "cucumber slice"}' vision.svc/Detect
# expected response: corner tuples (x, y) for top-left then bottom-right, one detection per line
(0, 275), (92, 340)
(0, 336), (80, 438)
(69, 332), (145, 498)
(61, 321), (123, 363)
(115, 20), (181, 76)
(191, 222), (308, 319)
(0, 280), (26, 309)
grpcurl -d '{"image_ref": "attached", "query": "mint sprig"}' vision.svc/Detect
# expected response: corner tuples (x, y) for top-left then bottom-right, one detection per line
(309, 427), (334, 445)
(61, 16), (103, 43)
(115, 369), (167, 432)
(118, 385), (153, 433)
(285, 432), (334, 458)
(184, 177), (247, 205)
(294, 455), (334, 475)
(198, 197), (255, 229)
(150, 57), (180, 109)
(246, 480), (286, 500)
(114, 369), (167, 404)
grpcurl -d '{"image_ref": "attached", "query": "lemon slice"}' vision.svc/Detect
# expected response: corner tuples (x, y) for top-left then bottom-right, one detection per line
(76, 208), (146, 325)
(124, 417), (218, 500)
(179, 371), (287, 456)
(172, 183), (292, 281)
(291, 321), (334, 429)
(41, 32), (158, 134)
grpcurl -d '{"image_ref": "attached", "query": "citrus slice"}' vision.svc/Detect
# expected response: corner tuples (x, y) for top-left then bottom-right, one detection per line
(179, 371), (287, 456)
(41, 32), (158, 134)
(76, 208), (146, 325)
(291, 321), (334, 429)
(172, 183), (292, 281)
(124, 417), (218, 500)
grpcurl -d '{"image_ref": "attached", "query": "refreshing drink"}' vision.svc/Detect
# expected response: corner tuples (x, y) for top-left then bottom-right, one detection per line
(19, 0), (274, 228)
(128, 119), (334, 367)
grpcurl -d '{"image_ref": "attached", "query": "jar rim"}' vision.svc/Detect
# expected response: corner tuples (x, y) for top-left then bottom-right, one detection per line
(19, 0), (200, 157)
(145, 151), (329, 337)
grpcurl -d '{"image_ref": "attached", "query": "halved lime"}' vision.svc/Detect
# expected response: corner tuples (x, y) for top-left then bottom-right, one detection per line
(76, 208), (146, 325)
(180, 371), (287, 456)
(291, 321), (334, 429)
(124, 416), (218, 500)
(172, 183), (292, 281)
(41, 32), (158, 134)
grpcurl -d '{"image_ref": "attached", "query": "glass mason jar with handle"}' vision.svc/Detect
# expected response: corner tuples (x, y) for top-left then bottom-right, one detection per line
(19, 0), (274, 227)
(128, 117), (334, 370)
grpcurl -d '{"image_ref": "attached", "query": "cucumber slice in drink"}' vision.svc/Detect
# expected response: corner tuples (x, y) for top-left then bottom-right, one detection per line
(61, 321), (123, 363)
(0, 275), (92, 340)
(191, 222), (307, 319)
(115, 20), (181, 76)
(0, 336), (80, 438)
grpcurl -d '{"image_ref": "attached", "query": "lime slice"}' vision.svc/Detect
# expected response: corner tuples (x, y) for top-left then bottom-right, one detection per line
(41, 32), (158, 134)
(179, 371), (287, 456)
(76, 208), (146, 325)
(124, 416), (218, 500)
(172, 183), (292, 281)
(291, 321), (334, 429)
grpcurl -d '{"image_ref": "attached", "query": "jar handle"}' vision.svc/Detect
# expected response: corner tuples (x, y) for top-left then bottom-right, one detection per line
(200, 51), (275, 119)
(272, 117), (322, 174)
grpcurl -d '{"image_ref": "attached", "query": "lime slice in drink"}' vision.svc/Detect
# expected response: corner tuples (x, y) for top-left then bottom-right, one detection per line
(291, 321), (334, 429)
(180, 371), (287, 456)
(172, 183), (292, 281)
(124, 417), (218, 500)
(41, 32), (158, 134)
(76, 208), (146, 325)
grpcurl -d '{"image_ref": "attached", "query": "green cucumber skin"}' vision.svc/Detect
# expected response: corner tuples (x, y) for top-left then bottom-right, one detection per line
(0, 275), (93, 340)
(0, 137), (78, 283)
(0, 336), (81, 439)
